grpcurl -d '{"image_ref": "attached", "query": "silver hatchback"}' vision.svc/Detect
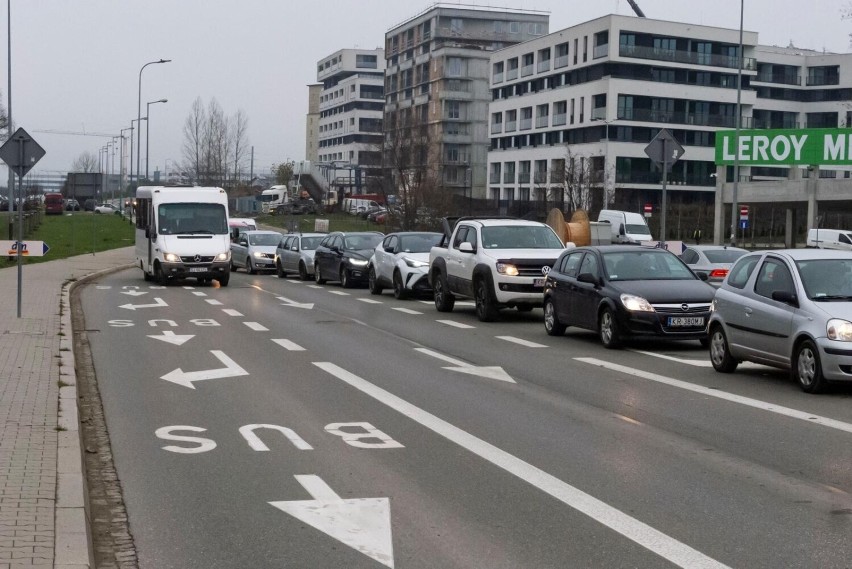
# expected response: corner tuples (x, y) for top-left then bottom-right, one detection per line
(708, 248), (852, 393)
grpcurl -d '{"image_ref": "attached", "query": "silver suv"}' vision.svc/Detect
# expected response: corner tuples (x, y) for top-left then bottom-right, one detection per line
(708, 248), (852, 393)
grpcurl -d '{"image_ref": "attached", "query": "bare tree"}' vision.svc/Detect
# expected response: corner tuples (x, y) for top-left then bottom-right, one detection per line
(0, 90), (7, 142)
(560, 147), (602, 214)
(182, 97), (205, 183)
(231, 109), (250, 183)
(71, 151), (99, 172)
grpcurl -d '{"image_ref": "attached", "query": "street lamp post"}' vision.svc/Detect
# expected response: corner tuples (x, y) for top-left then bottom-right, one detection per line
(729, 0), (744, 246)
(146, 98), (168, 181)
(120, 127), (133, 211)
(130, 118), (146, 190)
(137, 59), (171, 187)
(594, 117), (618, 207)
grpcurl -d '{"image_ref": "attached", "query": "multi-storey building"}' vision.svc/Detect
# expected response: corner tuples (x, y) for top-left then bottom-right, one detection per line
(384, 4), (548, 200)
(315, 48), (385, 193)
(305, 83), (322, 163)
(488, 14), (852, 216)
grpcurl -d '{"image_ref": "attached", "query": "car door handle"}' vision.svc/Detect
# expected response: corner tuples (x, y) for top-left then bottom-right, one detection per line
(744, 307), (753, 315)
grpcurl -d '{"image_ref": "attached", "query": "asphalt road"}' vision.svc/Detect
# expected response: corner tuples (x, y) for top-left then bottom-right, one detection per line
(78, 267), (852, 569)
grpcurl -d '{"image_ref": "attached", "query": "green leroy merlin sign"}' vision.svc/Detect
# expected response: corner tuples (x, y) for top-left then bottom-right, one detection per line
(715, 128), (852, 166)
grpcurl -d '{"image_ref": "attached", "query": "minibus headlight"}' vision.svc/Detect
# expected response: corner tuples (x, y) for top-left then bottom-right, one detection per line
(163, 252), (180, 263)
(215, 251), (230, 262)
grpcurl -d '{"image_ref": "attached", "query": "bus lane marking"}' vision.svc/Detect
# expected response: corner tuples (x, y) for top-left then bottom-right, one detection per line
(497, 336), (547, 348)
(272, 339), (305, 351)
(244, 322), (269, 332)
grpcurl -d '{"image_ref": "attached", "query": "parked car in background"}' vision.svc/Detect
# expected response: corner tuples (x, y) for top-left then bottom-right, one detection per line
(230, 230), (283, 274)
(680, 245), (749, 287)
(65, 199), (81, 211)
(806, 228), (852, 251)
(94, 203), (120, 214)
(275, 232), (325, 280)
(83, 199), (97, 212)
(314, 231), (384, 288)
(369, 231), (443, 299)
(44, 193), (65, 215)
(708, 249), (852, 393)
(543, 245), (715, 348)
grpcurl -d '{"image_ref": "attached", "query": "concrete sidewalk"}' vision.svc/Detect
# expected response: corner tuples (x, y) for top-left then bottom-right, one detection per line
(0, 247), (134, 569)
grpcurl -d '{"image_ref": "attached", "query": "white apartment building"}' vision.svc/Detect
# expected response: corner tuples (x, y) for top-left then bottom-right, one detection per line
(487, 14), (852, 214)
(315, 48), (385, 192)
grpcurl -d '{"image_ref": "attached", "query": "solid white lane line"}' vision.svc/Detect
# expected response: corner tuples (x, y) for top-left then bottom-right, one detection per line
(631, 350), (764, 369)
(205, 299), (223, 306)
(244, 322), (269, 332)
(414, 347), (470, 367)
(437, 320), (475, 329)
(358, 298), (383, 304)
(222, 309), (243, 317)
(191, 291), (207, 297)
(272, 339), (305, 351)
(392, 307), (422, 315)
(329, 291), (350, 296)
(576, 358), (852, 435)
(314, 362), (730, 569)
(497, 336), (547, 348)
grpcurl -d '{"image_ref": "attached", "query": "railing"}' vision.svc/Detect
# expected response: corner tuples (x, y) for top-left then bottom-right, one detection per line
(619, 44), (756, 71)
(752, 118), (799, 129)
(503, 173), (515, 184)
(537, 60), (551, 73)
(521, 64), (534, 77)
(552, 113), (567, 126)
(754, 73), (801, 85)
(593, 44), (609, 59)
(534, 172), (548, 184)
(493, 72), (504, 84)
(591, 107), (606, 121)
(489, 172), (501, 184)
(535, 116), (549, 128)
(615, 171), (715, 186)
(518, 172), (531, 184)
(506, 68), (519, 80)
(490, 123), (503, 134)
(550, 171), (565, 183)
(520, 118), (532, 130)
(505, 120), (517, 132)
(806, 76), (840, 86)
(554, 55), (569, 69)
(621, 108), (741, 128)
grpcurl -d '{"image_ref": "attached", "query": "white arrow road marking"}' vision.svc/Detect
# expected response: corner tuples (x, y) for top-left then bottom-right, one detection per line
(244, 322), (269, 332)
(358, 298), (383, 304)
(205, 299), (223, 306)
(275, 296), (314, 309)
(496, 336), (547, 348)
(272, 339), (305, 351)
(415, 348), (515, 383)
(314, 362), (730, 569)
(576, 357), (852, 435)
(119, 297), (168, 311)
(630, 349), (766, 370)
(392, 307), (422, 315)
(148, 330), (195, 346)
(161, 350), (249, 389)
(269, 475), (394, 568)
(222, 309), (243, 317)
(120, 290), (147, 297)
(436, 320), (474, 329)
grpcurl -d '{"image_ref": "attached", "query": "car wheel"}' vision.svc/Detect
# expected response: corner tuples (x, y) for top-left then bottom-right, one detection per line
(314, 264), (326, 284)
(709, 325), (738, 373)
(340, 267), (352, 288)
(474, 276), (499, 322)
(543, 297), (567, 336)
(598, 306), (622, 349)
(433, 270), (455, 312)
(276, 260), (285, 278)
(393, 271), (408, 300)
(247, 258), (256, 275)
(218, 271), (230, 287)
(231, 258), (238, 272)
(368, 267), (383, 295)
(298, 262), (310, 281)
(793, 339), (828, 394)
(142, 265), (152, 282)
(154, 262), (168, 286)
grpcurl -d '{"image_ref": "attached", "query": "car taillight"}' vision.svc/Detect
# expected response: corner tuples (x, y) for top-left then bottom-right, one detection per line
(709, 269), (729, 279)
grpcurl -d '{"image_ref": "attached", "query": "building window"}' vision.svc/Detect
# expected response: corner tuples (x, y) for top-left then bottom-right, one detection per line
(509, 21), (519, 34)
(573, 38), (578, 64)
(583, 36), (588, 62)
(555, 42), (569, 68)
(530, 22), (544, 35)
(355, 54), (378, 69)
(447, 100), (461, 119)
(494, 21), (505, 33)
(450, 18), (463, 34)
(447, 57), (464, 77)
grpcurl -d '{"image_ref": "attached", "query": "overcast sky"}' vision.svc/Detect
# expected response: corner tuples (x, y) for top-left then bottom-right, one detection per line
(3, 0), (850, 181)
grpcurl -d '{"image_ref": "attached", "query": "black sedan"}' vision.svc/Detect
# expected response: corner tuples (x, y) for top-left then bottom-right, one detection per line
(313, 231), (384, 288)
(543, 245), (716, 348)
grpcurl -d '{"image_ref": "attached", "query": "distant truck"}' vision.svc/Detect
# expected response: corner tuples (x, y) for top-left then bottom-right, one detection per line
(44, 193), (64, 215)
(259, 185), (291, 213)
(597, 209), (653, 244)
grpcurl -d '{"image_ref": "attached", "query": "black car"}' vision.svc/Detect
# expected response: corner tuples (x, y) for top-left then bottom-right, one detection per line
(314, 231), (384, 288)
(543, 245), (716, 348)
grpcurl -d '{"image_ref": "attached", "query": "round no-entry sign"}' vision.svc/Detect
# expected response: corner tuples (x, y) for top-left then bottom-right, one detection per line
(740, 205), (749, 220)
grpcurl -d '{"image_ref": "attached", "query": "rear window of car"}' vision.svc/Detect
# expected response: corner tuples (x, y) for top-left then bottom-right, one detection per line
(603, 251), (695, 281)
(300, 237), (323, 250)
(704, 249), (747, 264)
(726, 255), (760, 289)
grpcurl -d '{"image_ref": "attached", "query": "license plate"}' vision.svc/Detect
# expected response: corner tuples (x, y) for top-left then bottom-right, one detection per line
(667, 316), (704, 327)
(533, 278), (545, 287)
(188, 267), (207, 273)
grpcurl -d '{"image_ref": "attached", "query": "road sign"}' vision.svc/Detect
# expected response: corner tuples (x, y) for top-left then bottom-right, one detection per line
(740, 220), (749, 229)
(1, 240), (49, 257)
(740, 205), (749, 221)
(0, 128), (46, 177)
(643, 203), (652, 218)
(644, 128), (685, 167)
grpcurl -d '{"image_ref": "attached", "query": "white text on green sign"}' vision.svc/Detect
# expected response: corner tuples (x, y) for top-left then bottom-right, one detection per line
(715, 128), (852, 166)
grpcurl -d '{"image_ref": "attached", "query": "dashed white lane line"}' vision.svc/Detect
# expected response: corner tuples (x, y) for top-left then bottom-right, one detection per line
(437, 320), (474, 329)
(576, 357), (852, 435)
(497, 336), (547, 348)
(328, 291), (350, 296)
(392, 307), (423, 315)
(358, 298), (383, 304)
(631, 350), (764, 370)
(272, 339), (305, 351)
(191, 291), (207, 297)
(205, 299), (223, 306)
(182, 286), (195, 289)
(222, 309), (243, 317)
(307, 285), (323, 289)
(244, 322), (269, 332)
(315, 361), (730, 569)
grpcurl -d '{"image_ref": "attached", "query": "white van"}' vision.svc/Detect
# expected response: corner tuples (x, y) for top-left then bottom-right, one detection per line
(228, 217), (257, 242)
(135, 186), (232, 286)
(597, 210), (653, 244)
(806, 228), (852, 250)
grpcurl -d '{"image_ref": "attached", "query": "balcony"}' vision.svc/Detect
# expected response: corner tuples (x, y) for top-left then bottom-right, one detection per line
(537, 60), (551, 73)
(489, 172), (501, 184)
(622, 108), (741, 128)
(503, 173), (515, 184)
(593, 44), (609, 59)
(552, 113), (567, 126)
(520, 118), (532, 130)
(554, 55), (569, 69)
(521, 64), (534, 77)
(493, 72), (504, 84)
(534, 171), (548, 184)
(505, 120), (517, 132)
(619, 44), (756, 71)
(491, 123), (503, 134)
(507, 68), (519, 80)
(535, 116), (549, 128)
(591, 107), (606, 121)
(518, 172), (531, 184)
(806, 75), (840, 86)
(754, 73), (801, 86)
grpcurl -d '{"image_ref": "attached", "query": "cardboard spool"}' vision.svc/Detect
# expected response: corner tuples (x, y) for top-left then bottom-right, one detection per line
(546, 208), (591, 246)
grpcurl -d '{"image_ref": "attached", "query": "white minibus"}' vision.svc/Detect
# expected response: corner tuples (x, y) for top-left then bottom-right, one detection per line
(135, 186), (232, 286)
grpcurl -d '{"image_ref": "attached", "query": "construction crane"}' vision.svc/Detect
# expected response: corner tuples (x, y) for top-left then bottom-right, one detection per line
(626, 0), (646, 17)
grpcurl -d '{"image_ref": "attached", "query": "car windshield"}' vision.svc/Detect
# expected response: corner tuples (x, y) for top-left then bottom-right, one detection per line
(249, 233), (282, 246)
(345, 234), (383, 250)
(603, 251), (696, 281)
(795, 259), (852, 300)
(300, 236), (323, 250)
(480, 226), (564, 249)
(704, 249), (747, 264)
(399, 233), (442, 253)
(158, 203), (228, 235)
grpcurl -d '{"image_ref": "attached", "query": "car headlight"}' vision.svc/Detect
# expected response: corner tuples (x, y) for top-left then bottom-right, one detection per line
(253, 251), (265, 258)
(163, 252), (180, 262)
(215, 251), (230, 262)
(404, 257), (429, 268)
(620, 293), (655, 312)
(827, 318), (852, 341)
(348, 258), (369, 266)
(496, 262), (519, 276)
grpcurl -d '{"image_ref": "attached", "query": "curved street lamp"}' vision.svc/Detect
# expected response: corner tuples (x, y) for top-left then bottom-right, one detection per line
(136, 59), (171, 186)
(146, 98), (168, 181)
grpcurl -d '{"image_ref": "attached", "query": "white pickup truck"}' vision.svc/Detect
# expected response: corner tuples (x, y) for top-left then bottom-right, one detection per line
(428, 216), (568, 321)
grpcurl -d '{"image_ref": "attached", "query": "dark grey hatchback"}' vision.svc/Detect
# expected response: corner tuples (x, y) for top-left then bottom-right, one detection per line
(543, 245), (716, 348)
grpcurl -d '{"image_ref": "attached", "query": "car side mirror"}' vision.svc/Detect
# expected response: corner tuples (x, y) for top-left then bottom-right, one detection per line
(458, 242), (476, 253)
(577, 272), (598, 285)
(771, 290), (799, 307)
(696, 271), (709, 282)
